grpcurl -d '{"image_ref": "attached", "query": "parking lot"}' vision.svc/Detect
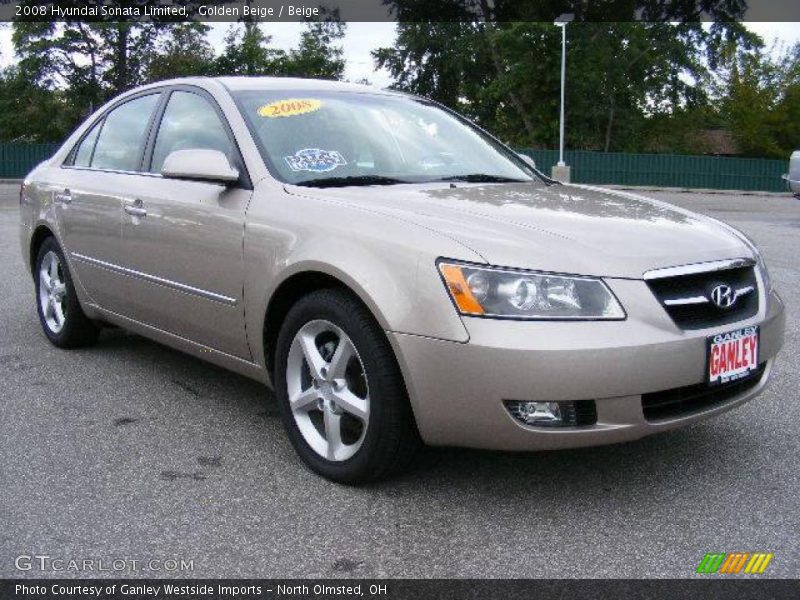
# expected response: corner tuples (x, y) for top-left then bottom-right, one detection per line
(1, 183), (798, 578)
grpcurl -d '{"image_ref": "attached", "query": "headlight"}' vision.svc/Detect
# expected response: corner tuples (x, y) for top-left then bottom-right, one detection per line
(438, 261), (625, 320)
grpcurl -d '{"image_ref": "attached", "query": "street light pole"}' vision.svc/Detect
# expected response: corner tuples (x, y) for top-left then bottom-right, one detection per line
(552, 14), (574, 181)
(557, 21), (567, 167)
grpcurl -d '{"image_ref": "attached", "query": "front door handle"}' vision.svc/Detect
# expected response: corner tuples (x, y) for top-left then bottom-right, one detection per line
(54, 189), (72, 204)
(124, 199), (147, 218)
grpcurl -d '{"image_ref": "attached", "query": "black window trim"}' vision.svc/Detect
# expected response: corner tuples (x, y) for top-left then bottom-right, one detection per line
(62, 88), (165, 175)
(143, 84), (252, 190)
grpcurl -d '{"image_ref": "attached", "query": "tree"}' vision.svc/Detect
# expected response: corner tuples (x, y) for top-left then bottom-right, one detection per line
(772, 46), (800, 154)
(375, 1), (757, 152)
(215, 22), (286, 76)
(6, 12), (350, 142)
(715, 42), (800, 158)
(561, 22), (712, 152)
(373, 22), (477, 110)
(215, 21), (347, 80)
(12, 20), (163, 124)
(281, 21), (346, 79)
(11, 0), (222, 120)
(0, 66), (71, 142)
(145, 23), (216, 82)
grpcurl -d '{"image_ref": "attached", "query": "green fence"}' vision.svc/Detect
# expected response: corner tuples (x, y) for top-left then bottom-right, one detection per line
(0, 142), (789, 192)
(518, 149), (788, 192)
(0, 143), (60, 179)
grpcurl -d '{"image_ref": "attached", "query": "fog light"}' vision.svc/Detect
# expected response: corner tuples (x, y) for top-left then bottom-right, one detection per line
(508, 400), (562, 426)
(505, 399), (598, 427)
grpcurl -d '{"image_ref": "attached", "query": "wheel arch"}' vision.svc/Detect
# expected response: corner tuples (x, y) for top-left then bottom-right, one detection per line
(261, 266), (392, 383)
(29, 224), (56, 278)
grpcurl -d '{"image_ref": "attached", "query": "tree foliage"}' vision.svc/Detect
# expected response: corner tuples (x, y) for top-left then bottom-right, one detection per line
(0, 20), (347, 142)
(215, 22), (286, 76)
(145, 22), (216, 82)
(374, 0), (797, 158)
(281, 21), (346, 79)
(1, 5), (798, 159)
(714, 42), (800, 158)
(11, 19), (165, 124)
(374, 20), (766, 153)
(215, 20), (346, 79)
(0, 65), (73, 142)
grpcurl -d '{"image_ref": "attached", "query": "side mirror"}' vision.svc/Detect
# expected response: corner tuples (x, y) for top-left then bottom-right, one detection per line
(161, 149), (239, 185)
(518, 153), (537, 170)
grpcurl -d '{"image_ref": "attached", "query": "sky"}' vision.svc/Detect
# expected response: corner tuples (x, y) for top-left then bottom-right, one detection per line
(0, 22), (798, 89)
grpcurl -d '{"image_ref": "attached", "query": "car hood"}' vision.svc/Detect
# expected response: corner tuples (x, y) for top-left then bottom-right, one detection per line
(286, 181), (753, 278)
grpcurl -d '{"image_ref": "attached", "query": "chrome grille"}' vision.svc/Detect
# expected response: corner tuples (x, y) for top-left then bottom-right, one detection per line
(645, 259), (759, 330)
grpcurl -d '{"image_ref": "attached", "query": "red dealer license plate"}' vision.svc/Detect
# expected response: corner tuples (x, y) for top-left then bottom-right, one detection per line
(707, 325), (759, 386)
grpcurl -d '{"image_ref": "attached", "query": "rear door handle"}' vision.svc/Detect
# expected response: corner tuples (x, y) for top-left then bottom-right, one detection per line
(124, 199), (147, 218)
(54, 189), (72, 204)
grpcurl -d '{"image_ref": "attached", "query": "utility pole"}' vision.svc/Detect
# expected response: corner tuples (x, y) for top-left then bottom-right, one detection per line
(552, 13), (574, 182)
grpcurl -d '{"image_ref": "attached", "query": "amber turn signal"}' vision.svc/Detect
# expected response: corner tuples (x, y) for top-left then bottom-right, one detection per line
(439, 263), (485, 315)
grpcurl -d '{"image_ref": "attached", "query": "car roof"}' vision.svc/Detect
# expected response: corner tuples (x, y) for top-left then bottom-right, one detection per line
(141, 76), (400, 96)
(217, 76), (390, 93)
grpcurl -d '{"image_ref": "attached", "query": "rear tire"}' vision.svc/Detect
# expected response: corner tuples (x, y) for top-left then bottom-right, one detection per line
(275, 288), (420, 483)
(34, 237), (99, 348)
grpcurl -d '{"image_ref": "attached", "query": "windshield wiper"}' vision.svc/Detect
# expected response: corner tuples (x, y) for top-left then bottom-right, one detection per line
(435, 174), (529, 183)
(294, 175), (409, 188)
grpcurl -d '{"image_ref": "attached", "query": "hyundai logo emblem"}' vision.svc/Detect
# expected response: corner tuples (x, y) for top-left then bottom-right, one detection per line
(710, 284), (736, 309)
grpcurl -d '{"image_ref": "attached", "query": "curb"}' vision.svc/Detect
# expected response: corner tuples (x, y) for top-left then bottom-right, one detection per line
(601, 184), (791, 198)
(0, 179), (22, 184)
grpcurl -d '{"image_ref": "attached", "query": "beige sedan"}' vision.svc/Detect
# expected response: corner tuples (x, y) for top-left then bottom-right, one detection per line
(20, 77), (784, 482)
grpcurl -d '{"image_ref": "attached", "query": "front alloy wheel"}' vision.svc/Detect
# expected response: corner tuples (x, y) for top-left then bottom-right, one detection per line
(275, 289), (419, 483)
(286, 320), (370, 461)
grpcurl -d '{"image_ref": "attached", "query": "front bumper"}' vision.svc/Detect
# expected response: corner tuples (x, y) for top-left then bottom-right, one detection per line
(389, 280), (785, 451)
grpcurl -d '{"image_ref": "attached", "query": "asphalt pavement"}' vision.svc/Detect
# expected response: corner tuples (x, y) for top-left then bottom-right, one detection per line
(1, 183), (798, 578)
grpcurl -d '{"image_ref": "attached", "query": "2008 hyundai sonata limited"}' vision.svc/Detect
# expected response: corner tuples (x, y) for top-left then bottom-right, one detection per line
(20, 77), (785, 482)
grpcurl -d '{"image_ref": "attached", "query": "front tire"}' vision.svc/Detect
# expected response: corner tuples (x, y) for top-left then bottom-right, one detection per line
(34, 237), (99, 348)
(275, 289), (419, 483)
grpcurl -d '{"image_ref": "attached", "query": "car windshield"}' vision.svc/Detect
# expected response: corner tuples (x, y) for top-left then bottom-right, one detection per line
(233, 90), (541, 187)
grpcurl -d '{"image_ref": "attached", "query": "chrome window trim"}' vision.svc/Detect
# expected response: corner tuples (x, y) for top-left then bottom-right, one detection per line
(61, 165), (165, 178)
(71, 252), (237, 306)
(643, 258), (756, 281)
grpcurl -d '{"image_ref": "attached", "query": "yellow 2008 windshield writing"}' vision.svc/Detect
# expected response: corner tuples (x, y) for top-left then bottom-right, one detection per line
(257, 99), (322, 118)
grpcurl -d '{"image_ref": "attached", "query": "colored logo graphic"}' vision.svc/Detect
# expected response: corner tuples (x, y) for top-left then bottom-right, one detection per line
(696, 552), (773, 574)
(284, 148), (347, 173)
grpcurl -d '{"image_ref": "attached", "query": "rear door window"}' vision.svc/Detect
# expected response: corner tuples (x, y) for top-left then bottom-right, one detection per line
(91, 94), (160, 172)
(72, 121), (102, 167)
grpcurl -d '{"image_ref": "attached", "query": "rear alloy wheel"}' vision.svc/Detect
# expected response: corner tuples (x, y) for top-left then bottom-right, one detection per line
(34, 237), (99, 348)
(38, 249), (68, 335)
(275, 289), (419, 483)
